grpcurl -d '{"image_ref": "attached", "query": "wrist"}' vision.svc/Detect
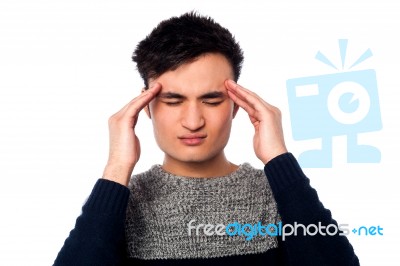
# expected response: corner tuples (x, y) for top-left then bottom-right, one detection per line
(260, 148), (288, 165)
(102, 163), (135, 187)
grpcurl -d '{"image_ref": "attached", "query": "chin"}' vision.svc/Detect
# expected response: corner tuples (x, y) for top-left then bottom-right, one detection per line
(161, 148), (212, 163)
(175, 155), (212, 163)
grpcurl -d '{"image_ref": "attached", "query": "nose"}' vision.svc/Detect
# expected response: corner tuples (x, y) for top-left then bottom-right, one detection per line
(181, 102), (205, 131)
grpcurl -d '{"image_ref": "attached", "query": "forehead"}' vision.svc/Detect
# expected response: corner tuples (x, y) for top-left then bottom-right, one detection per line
(150, 53), (234, 95)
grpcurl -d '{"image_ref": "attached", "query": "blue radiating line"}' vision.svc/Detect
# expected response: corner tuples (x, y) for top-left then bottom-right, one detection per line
(315, 51), (338, 70)
(339, 39), (348, 69)
(349, 48), (373, 69)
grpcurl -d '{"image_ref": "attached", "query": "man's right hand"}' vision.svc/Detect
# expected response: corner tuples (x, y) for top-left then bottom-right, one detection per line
(102, 83), (161, 186)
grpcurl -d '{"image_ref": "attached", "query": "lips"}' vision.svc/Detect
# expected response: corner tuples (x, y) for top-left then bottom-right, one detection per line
(178, 134), (207, 146)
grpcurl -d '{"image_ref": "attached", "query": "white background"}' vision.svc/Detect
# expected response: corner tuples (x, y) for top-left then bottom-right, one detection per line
(1, 0), (399, 265)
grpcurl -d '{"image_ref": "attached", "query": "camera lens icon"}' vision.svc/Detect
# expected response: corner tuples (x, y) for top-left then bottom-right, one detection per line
(327, 81), (370, 125)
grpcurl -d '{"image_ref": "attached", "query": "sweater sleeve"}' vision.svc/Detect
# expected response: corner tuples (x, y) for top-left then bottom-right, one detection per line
(53, 179), (130, 266)
(264, 153), (360, 266)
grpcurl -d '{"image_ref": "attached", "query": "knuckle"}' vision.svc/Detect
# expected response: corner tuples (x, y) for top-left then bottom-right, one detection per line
(270, 105), (281, 115)
(108, 113), (121, 125)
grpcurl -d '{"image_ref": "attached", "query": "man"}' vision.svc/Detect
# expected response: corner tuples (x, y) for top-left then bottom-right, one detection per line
(54, 12), (359, 265)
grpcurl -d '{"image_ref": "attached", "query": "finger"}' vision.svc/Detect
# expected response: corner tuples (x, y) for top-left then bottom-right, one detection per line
(114, 83), (161, 122)
(227, 80), (260, 98)
(227, 90), (260, 125)
(237, 84), (278, 111)
(130, 83), (162, 107)
(225, 80), (263, 110)
(226, 80), (278, 111)
(115, 86), (156, 116)
(227, 90), (256, 117)
(124, 83), (161, 117)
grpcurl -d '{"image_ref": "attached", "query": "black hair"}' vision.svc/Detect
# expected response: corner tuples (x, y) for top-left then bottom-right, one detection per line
(132, 11), (244, 88)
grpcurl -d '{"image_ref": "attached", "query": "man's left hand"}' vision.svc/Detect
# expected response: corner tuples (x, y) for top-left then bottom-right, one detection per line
(225, 80), (288, 164)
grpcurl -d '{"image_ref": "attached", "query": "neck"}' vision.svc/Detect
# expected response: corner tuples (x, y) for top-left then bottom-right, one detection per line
(162, 152), (238, 178)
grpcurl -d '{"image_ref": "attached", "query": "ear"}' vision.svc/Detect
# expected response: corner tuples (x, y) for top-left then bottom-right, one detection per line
(144, 105), (151, 119)
(232, 103), (239, 118)
(142, 88), (152, 119)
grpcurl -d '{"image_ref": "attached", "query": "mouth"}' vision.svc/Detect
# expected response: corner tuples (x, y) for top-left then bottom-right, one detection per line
(178, 134), (207, 146)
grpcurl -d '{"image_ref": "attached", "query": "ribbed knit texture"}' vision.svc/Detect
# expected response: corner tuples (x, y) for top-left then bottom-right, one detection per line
(263, 153), (307, 194)
(125, 163), (280, 260)
(85, 179), (130, 215)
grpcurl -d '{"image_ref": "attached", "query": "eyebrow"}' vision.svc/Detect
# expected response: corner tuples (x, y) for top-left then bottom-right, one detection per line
(200, 91), (225, 99)
(158, 92), (185, 99)
(158, 91), (225, 100)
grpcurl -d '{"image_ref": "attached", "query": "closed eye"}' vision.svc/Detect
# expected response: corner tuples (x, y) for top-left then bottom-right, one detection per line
(203, 101), (223, 106)
(164, 101), (182, 106)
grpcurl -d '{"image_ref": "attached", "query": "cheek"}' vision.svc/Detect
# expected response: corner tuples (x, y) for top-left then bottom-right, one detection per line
(150, 103), (177, 133)
(150, 101), (166, 121)
(149, 103), (164, 129)
(207, 106), (234, 132)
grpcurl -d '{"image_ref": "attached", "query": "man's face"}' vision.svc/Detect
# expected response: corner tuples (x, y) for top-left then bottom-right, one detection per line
(147, 53), (239, 165)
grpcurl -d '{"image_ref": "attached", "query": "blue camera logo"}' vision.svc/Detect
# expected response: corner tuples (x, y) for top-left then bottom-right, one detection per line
(286, 40), (382, 168)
